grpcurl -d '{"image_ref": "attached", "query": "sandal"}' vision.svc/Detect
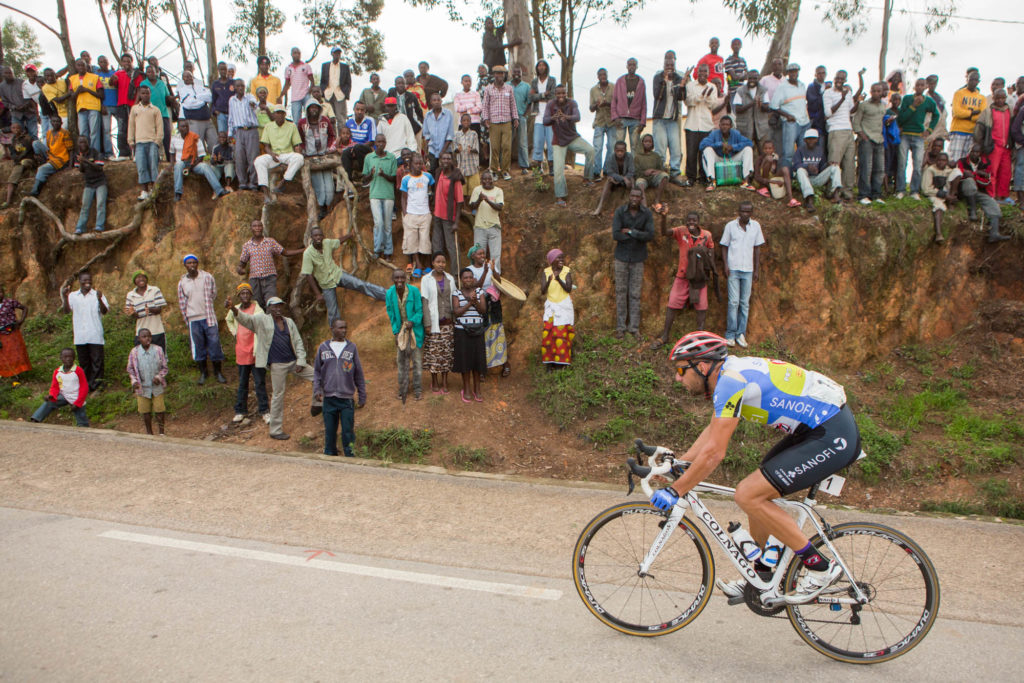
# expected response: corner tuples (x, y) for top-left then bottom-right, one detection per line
(787, 198), (802, 208)
(555, 199), (567, 207)
(501, 365), (511, 378)
(757, 187), (770, 197)
(649, 338), (665, 351)
(474, 393), (483, 403)
(460, 390), (472, 403)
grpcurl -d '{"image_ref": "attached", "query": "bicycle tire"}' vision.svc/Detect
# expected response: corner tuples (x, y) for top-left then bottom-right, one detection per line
(784, 522), (940, 664)
(572, 502), (714, 636)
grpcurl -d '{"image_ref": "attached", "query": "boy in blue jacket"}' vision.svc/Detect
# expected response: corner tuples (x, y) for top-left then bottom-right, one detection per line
(313, 319), (367, 457)
(385, 268), (424, 402)
(698, 116), (754, 191)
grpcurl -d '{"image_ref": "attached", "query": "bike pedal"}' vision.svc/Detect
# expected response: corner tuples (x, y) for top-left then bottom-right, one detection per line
(727, 596), (745, 607)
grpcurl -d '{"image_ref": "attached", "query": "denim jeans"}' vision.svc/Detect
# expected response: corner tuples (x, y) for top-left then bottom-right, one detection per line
(234, 363), (269, 415)
(552, 136), (595, 198)
(370, 198), (395, 255)
(291, 95), (312, 127)
(216, 112), (229, 134)
(75, 184), (108, 232)
(322, 395), (355, 456)
(309, 169), (334, 206)
(780, 121), (809, 169)
(652, 119), (681, 175)
(134, 142), (160, 184)
(857, 138), (885, 200)
(78, 109), (102, 154)
(896, 134), (925, 194)
(31, 396), (89, 427)
(30, 162), (59, 194)
(1012, 146), (1024, 192)
(795, 166), (842, 197)
(322, 271), (388, 324)
(726, 270), (753, 340)
(614, 117), (642, 153)
(532, 121), (553, 163)
(517, 117), (530, 168)
(101, 111), (113, 157)
(13, 112), (37, 139)
(592, 124), (616, 179)
(174, 161), (225, 196)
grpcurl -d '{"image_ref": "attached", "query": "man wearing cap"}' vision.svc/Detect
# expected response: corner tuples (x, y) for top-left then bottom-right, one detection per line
(378, 96), (417, 155)
(320, 47), (352, 123)
(255, 105), (304, 204)
(225, 283), (269, 424)
(177, 255), (226, 385)
(300, 226), (387, 325)
(769, 63), (810, 169)
(297, 100), (337, 219)
(792, 128), (841, 211)
(250, 56), (282, 105)
(225, 295), (322, 441)
(481, 65), (519, 180)
(283, 47), (315, 124)
(228, 78), (261, 190)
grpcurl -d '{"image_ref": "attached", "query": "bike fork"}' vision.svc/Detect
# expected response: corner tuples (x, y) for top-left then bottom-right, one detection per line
(639, 504), (687, 576)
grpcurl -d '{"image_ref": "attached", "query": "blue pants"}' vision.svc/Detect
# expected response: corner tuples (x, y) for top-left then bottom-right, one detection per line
(78, 109), (102, 155)
(310, 169), (335, 206)
(323, 395), (355, 456)
(174, 161), (225, 196)
(216, 112), (229, 134)
(135, 142), (160, 184)
(75, 184), (108, 233)
(12, 112), (37, 139)
(652, 119), (681, 176)
(101, 112), (113, 157)
(517, 116), (530, 168)
(615, 117), (642, 153)
(322, 271), (387, 325)
(291, 96), (312, 126)
(592, 124), (616, 180)
(896, 134), (925, 194)
(532, 121), (553, 163)
(370, 198), (395, 255)
(857, 138), (885, 200)
(188, 320), (225, 362)
(780, 121), (809, 170)
(726, 270), (753, 340)
(32, 396), (89, 427)
(234, 364), (269, 415)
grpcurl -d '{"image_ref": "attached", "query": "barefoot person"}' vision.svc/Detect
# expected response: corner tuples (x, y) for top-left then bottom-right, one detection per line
(126, 328), (168, 435)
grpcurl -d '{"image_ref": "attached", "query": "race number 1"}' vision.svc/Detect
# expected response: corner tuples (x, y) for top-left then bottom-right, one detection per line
(820, 474), (846, 497)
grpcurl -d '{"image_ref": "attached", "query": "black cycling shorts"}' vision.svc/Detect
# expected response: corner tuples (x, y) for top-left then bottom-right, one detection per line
(759, 404), (862, 496)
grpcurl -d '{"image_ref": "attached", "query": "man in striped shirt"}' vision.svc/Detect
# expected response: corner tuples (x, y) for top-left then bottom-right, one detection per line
(178, 255), (226, 385)
(228, 79), (260, 190)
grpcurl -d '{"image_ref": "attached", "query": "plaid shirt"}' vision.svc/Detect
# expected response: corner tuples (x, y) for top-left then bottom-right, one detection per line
(453, 128), (480, 177)
(240, 237), (284, 278)
(177, 270), (218, 326)
(481, 83), (519, 124)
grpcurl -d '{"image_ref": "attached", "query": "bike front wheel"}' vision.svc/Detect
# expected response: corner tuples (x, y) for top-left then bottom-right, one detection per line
(784, 522), (941, 664)
(572, 502), (714, 636)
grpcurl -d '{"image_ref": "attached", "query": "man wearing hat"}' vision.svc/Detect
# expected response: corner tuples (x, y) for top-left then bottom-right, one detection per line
(769, 63), (810, 170)
(378, 96), (417, 155)
(225, 282), (269, 424)
(792, 128), (841, 211)
(297, 99), (337, 219)
(481, 65), (520, 180)
(250, 55), (282, 106)
(225, 295), (322, 441)
(124, 269), (167, 351)
(177, 255), (226, 384)
(320, 46), (352, 123)
(255, 104), (304, 204)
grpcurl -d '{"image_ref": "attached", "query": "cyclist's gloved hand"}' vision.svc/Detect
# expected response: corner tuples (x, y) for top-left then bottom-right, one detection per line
(650, 487), (680, 511)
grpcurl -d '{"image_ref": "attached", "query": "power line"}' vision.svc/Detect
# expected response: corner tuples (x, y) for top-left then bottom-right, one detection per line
(866, 6), (1024, 26)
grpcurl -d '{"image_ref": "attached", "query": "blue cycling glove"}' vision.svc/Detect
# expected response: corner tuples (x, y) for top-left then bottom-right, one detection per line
(650, 487), (680, 511)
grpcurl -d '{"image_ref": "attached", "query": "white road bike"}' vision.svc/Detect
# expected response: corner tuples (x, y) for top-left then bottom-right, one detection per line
(572, 440), (940, 664)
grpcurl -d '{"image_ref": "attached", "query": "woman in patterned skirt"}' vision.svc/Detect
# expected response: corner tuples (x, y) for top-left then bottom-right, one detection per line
(541, 248), (574, 369)
(420, 252), (457, 393)
(0, 283), (31, 381)
(466, 245), (510, 377)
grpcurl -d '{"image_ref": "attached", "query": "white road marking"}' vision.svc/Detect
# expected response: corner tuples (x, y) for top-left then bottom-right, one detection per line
(100, 530), (562, 601)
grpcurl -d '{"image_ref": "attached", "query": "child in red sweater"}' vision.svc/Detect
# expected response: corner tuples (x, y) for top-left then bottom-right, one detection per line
(30, 348), (90, 426)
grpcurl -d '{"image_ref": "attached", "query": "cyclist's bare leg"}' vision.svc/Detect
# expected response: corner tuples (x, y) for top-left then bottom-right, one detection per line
(734, 470), (809, 550)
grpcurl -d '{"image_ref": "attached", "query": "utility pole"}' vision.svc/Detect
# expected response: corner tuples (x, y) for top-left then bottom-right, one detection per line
(203, 0), (218, 84)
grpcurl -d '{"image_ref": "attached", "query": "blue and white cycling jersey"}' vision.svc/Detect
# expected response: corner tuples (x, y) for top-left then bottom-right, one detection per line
(712, 356), (847, 433)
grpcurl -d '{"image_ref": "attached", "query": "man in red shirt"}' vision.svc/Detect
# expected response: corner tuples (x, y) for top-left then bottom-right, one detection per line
(108, 53), (144, 161)
(432, 150), (464, 274)
(651, 206), (716, 349)
(693, 37), (726, 93)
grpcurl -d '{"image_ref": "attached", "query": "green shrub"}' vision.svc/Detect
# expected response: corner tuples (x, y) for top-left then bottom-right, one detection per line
(354, 427), (433, 463)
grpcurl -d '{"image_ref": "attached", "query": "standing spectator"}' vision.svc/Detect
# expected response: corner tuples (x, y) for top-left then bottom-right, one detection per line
(210, 61), (234, 134)
(759, 59), (786, 152)
(720, 202), (764, 348)
(124, 270), (167, 351)
(28, 116), (73, 197)
(67, 59), (104, 156)
(921, 152), (957, 243)
(476, 63), (494, 96)
(853, 81), (887, 204)
(297, 101), (337, 217)
(770, 63), (810, 169)
(313, 319), (366, 455)
(885, 69), (905, 97)
(986, 77), (1006, 109)
(254, 86), (273, 132)
(530, 60), (557, 173)
(896, 77), (939, 199)
(40, 67), (71, 129)
(255, 105), (304, 205)
(949, 68), (986, 163)
(722, 39), (748, 96)
(177, 255), (226, 385)
(401, 153), (435, 277)
(210, 130), (235, 187)
(952, 145), (1009, 242)
(228, 78), (260, 191)
(482, 16), (519, 71)
(454, 74), (485, 168)
(342, 101), (375, 181)
(387, 77), (424, 138)
(405, 70), (428, 115)
(452, 267), (487, 402)
(467, 246), (510, 377)
(612, 187), (655, 339)
(109, 54), (143, 161)
(651, 208), (716, 349)
(3, 122), (37, 209)
(127, 84), (163, 200)
(806, 65), (828, 144)
(72, 135), (107, 234)
(684, 64), (724, 186)
(250, 56), (282, 105)
(652, 61), (684, 182)
(363, 134), (398, 260)
(634, 134), (669, 206)
(693, 37), (726, 92)
(541, 248), (574, 369)
(385, 268), (424, 401)
(308, 82), (337, 134)
(432, 151), (463, 275)
(925, 74), (948, 144)
(883, 92), (902, 193)
(975, 88), (1012, 200)
(320, 46), (352, 123)
(1012, 84), (1024, 209)
(29, 348), (89, 427)
(126, 329), (168, 435)
(226, 296), (321, 441)
(823, 69), (864, 198)
(0, 283), (31, 381)
(378, 96), (417, 155)
(611, 58), (647, 154)
(422, 92), (455, 174)
(21, 65), (44, 139)
(545, 84), (595, 207)
(732, 70), (770, 147)
(177, 69), (217, 154)
(94, 57), (117, 158)
(590, 68), (615, 182)
(171, 120), (230, 202)
(592, 140), (635, 215)
(0, 66), (36, 138)
(417, 62), (449, 103)
(282, 48), (315, 124)
(454, 113), (481, 196)
(358, 73), (386, 121)
(698, 115), (754, 191)
(225, 283), (269, 424)
(238, 219), (285, 308)
(481, 65), (519, 180)
(141, 65), (173, 160)
(298, 227), (386, 326)
(793, 129), (841, 211)
(468, 170), (504, 272)
(420, 253), (457, 393)
(60, 272), (108, 391)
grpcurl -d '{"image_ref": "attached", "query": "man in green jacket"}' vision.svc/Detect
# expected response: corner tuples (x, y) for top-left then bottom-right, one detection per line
(384, 268), (424, 402)
(896, 77), (939, 198)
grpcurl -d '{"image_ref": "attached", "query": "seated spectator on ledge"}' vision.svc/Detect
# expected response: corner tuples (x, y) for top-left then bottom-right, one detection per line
(30, 348), (89, 427)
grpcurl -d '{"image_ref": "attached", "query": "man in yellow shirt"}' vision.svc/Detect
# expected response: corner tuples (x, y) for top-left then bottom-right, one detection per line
(948, 68), (987, 163)
(250, 56), (282, 105)
(68, 59), (104, 155)
(29, 116), (74, 196)
(41, 68), (71, 128)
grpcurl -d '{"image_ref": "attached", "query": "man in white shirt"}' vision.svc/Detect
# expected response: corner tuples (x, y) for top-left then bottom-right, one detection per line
(822, 69), (864, 198)
(719, 201), (764, 348)
(176, 69), (218, 154)
(60, 271), (109, 391)
(378, 96), (417, 155)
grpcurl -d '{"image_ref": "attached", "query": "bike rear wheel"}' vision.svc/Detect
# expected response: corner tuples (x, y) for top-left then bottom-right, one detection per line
(572, 502), (714, 636)
(784, 522), (940, 664)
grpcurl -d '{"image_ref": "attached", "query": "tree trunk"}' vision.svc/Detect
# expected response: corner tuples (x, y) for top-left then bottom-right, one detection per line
(203, 0), (218, 84)
(878, 0), (893, 81)
(761, 0), (800, 75)
(97, 1), (121, 57)
(257, 0), (267, 57)
(504, 0), (535, 80)
(530, 0), (543, 62)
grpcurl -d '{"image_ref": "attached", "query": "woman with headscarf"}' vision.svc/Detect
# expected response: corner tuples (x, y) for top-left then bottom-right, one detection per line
(541, 248), (574, 369)
(0, 283), (30, 381)
(420, 251), (458, 394)
(453, 266), (488, 402)
(467, 245), (510, 377)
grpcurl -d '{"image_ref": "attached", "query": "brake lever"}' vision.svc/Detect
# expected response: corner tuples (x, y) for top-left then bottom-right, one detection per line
(626, 470), (635, 496)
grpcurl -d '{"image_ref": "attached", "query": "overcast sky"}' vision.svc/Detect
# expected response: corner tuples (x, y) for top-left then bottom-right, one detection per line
(7, 0), (1019, 123)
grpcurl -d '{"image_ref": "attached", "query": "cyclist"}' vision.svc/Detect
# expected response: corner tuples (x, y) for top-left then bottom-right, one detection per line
(650, 330), (861, 600)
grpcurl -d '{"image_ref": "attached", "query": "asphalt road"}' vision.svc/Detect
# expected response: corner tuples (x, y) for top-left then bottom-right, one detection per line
(1, 421), (1022, 681)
